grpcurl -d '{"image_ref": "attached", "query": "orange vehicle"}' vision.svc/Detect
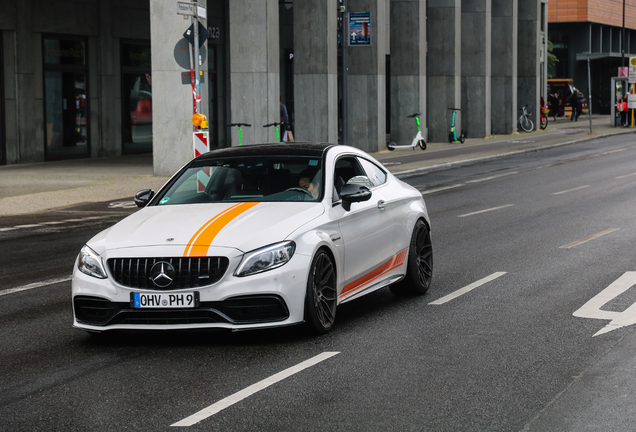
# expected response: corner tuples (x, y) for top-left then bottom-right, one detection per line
(547, 78), (588, 117)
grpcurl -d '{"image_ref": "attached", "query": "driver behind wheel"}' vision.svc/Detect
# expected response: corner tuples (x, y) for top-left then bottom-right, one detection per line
(298, 169), (321, 198)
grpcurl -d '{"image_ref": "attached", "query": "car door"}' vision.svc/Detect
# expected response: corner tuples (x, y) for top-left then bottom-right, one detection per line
(333, 156), (396, 299)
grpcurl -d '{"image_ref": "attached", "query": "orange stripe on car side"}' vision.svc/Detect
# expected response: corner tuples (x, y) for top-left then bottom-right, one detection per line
(184, 202), (260, 257)
(340, 248), (408, 298)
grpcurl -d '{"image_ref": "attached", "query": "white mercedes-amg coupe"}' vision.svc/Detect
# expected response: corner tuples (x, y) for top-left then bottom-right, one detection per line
(72, 143), (433, 334)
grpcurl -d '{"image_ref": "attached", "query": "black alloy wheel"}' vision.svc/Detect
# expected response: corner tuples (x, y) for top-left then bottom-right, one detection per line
(305, 250), (337, 334)
(391, 219), (433, 295)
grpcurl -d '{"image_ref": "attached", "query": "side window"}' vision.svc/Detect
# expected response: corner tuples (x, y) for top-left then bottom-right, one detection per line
(333, 156), (366, 200)
(357, 157), (387, 187)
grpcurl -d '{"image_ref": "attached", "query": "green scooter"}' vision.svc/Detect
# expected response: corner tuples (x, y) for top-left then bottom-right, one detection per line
(448, 108), (465, 143)
(229, 123), (251, 146)
(263, 121), (283, 143)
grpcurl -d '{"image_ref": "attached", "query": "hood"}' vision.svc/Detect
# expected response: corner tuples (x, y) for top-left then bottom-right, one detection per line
(88, 202), (324, 256)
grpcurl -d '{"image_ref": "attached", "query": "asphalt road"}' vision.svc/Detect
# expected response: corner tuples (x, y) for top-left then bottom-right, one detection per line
(2, 135), (636, 431)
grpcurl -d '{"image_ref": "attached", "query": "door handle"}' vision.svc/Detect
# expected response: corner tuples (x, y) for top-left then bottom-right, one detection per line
(377, 200), (386, 210)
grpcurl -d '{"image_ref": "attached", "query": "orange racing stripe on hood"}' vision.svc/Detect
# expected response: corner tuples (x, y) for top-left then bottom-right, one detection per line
(184, 202), (260, 257)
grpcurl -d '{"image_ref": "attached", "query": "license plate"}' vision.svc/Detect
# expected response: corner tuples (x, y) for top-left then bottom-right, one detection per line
(131, 292), (199, 308)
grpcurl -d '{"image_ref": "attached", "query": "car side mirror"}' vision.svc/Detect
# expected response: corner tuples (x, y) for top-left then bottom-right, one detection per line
(134, 189), (155, 208)
(339, 184), (371, 211)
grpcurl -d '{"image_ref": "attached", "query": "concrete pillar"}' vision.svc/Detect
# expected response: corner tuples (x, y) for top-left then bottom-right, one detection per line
(228, 0), (279, 146)
(293, 0), (338, 143)
(15, 0), (43, 163)
(389, 0), (426, 147)
(427, 0), (461, 143)
(518, 0), (541, 130)
(96, 0), (118, 158)
(3, 29), (18, 165)
(491, 0), (517, 135)
(461, 0), (491, 138)
(346, 0), (388, 153)
(150, 0), (209, 176)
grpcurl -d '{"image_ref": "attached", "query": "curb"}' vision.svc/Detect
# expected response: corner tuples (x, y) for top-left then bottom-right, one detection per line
(393, 128), (636, 179)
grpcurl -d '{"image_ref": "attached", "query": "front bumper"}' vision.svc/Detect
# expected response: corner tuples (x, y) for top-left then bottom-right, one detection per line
(72, 246), (311, 332)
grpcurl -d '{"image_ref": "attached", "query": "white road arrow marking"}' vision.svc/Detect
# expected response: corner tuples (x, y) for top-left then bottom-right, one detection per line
(573, 272), (636, 336)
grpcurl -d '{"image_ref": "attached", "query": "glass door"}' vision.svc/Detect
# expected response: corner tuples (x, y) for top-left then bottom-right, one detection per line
(121, 42), (152, 154)
(43, 37), (89, 160)
(0, 31), (4, 165)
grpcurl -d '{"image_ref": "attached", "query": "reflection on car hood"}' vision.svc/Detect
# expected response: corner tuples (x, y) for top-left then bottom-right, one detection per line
(90, 202), (324, 254)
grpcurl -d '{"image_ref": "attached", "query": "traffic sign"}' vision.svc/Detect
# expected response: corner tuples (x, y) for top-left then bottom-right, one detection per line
(193, 131), (208, 158)
(173, 38), (207, 70)
(183, 21), (210, 48)
(629, 57), (636, 83)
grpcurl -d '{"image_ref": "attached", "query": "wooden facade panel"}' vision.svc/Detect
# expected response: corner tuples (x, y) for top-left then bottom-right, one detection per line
(549, 0), (636, 29)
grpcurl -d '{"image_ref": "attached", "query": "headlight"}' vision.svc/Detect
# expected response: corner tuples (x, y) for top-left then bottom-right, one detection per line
(77, 245), (108, 279)
(235, 241), (296, 277)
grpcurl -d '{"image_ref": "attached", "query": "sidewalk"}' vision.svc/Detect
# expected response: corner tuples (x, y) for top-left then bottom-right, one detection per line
(0, 115), (632, 216)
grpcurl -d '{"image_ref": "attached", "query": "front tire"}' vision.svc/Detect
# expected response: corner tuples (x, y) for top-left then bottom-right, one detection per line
(418, 139), (427, 150)
(305, 250), (338, 334)
(519, 117), (533, 132)
(387, 142), (395, 151)
(540, 116), (548, 130)
(390, 220), (433, 295)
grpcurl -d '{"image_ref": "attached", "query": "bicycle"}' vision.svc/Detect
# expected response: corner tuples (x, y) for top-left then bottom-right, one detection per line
(228, 123), (251, 146)
(517, 106), (534, 132)
(263, 121), (283, 143)
(386, 112), (427, 151)
(448, 108), (465, 143)
(540, 104), (549, 130)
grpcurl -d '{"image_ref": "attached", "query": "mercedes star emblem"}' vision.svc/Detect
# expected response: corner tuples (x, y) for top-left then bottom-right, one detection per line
(149, 261), (176, 288)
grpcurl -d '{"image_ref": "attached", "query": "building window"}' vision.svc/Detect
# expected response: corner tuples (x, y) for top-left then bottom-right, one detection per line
(121, 42), (152, 154)
(43, 37), (89, 160)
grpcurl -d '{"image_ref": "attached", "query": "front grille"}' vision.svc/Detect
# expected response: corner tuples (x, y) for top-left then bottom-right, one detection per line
(107, 257), (229, 290)
(74, 295), (289, 327)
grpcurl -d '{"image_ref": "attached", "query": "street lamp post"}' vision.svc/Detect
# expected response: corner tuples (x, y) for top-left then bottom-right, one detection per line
(623, 0), (626, 67)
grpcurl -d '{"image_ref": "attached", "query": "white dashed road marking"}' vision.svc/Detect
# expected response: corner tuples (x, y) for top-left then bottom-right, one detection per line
(466, 172), (518, 183)
(0, 276), (72, 297)
(0, 215), (111, 232)
(458, 204), (514, 218)
(419, 184), (464, 195)
(171, 352), (340, 427)
(559, 228), (619, 249)
(616, 172), (636, 179)
(429, 272), (507, 305)
(551, 185), (590, 195)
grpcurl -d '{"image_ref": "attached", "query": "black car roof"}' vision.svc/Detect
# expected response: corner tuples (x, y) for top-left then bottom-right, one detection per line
(196, 142), (334, 160)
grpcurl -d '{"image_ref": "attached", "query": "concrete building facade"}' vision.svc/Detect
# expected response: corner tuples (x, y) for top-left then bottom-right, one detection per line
(0, 0), (545, 176)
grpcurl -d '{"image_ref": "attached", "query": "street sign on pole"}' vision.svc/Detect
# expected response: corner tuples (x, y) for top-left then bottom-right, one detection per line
(177, 2), (196, 16)
(628, 57), (636, 83)
(177, 1), (208, 125)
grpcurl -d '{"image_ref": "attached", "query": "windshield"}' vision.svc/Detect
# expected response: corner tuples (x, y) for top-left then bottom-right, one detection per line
(154, 155), (323, 205)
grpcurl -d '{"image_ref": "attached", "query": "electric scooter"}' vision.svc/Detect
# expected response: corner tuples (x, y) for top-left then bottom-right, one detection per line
(263, 121), (283, 143)
(448, 108), (465, 143)
(386, 112), (427, 151)
(228, 123), (251, 146)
